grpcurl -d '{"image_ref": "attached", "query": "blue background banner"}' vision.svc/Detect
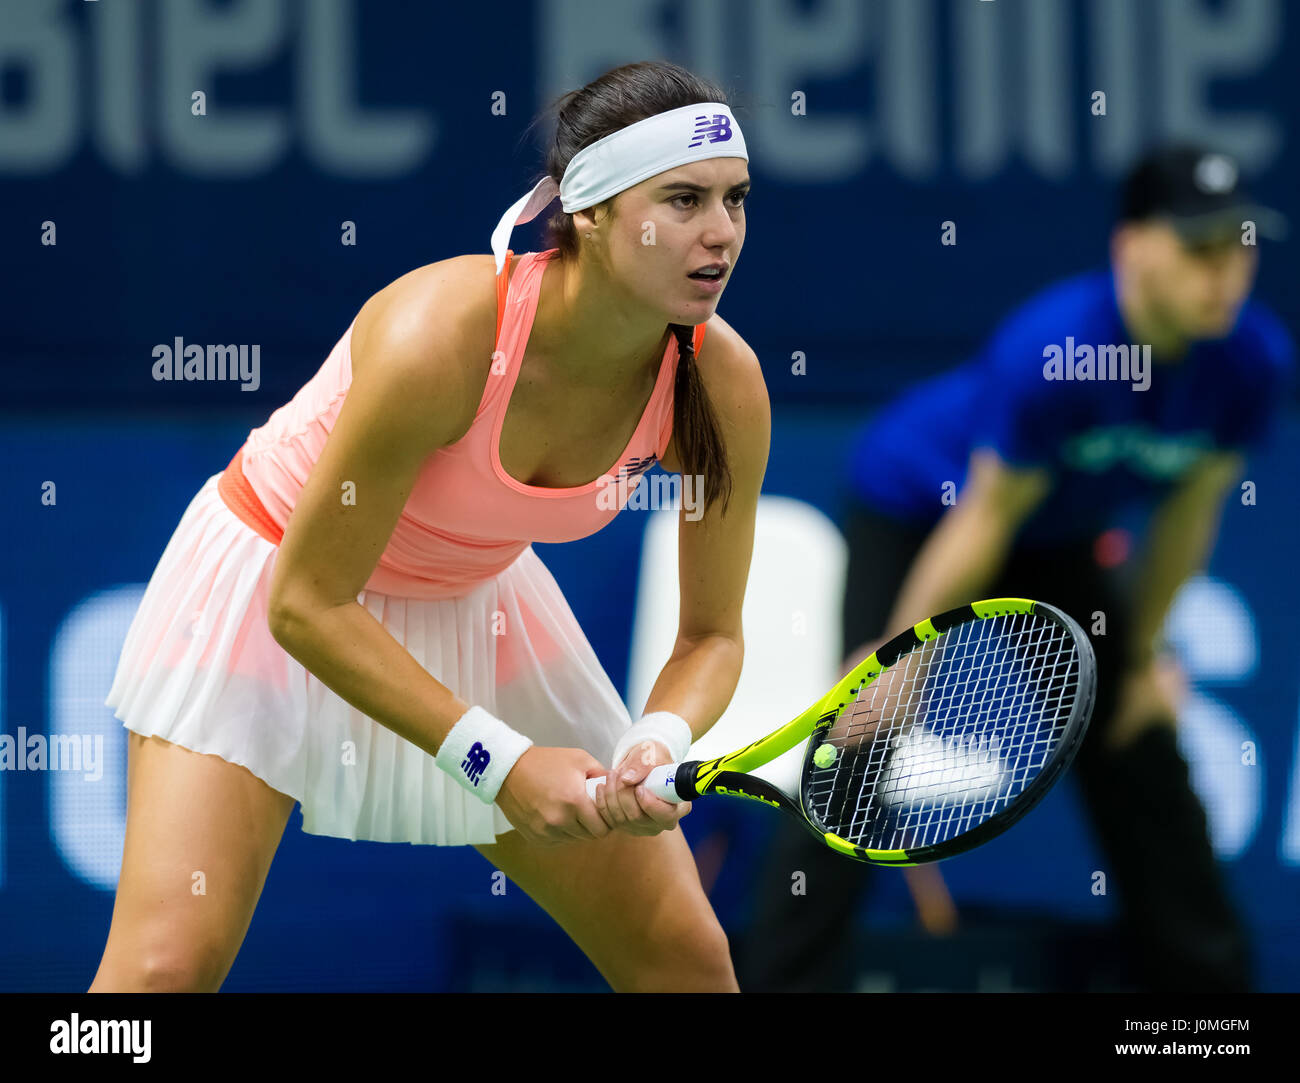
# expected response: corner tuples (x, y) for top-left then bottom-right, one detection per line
(2, 0), (1297, 991)
(5, 0), (1298, 403)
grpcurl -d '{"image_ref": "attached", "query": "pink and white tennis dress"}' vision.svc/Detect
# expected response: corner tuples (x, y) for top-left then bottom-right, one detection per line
(105, 248), (707, 845)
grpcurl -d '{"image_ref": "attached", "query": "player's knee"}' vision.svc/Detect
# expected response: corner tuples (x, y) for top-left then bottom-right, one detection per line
(143, 952), (225, 992)
(92, 931), (231, 993)
(92, 953), (217, 993)
(626, 913), (736, 992)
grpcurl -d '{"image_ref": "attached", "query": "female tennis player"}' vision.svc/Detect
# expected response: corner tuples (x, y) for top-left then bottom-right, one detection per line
(90, 61), (767, 993)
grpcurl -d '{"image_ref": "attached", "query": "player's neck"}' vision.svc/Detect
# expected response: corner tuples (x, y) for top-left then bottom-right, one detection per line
(531, 252), (673, 389)
(1114, 272), (1189, 363)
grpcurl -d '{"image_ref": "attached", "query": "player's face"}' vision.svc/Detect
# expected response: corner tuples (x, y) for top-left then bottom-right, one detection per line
(587, 159), (748, 324)
(1127, 222), (1258, 340)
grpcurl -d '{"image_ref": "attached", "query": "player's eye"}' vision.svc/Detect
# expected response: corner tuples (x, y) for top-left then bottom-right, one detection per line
(670, 191), (749, 209)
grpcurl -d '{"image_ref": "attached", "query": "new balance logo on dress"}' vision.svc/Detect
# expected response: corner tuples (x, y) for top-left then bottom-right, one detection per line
(462, 742), (491, 785)
(617, 454), (658, 481)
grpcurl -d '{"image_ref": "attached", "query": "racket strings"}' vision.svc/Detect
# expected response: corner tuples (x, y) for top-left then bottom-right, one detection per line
(804, 612), (1080, 851)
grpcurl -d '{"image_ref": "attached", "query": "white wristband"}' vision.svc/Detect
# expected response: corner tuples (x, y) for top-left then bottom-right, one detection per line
(436, 705), (533, 804)
(610, 711), (693, 771)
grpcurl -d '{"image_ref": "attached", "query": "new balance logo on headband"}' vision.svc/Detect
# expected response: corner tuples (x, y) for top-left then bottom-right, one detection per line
(461, 742), (491, 786)
(689, 114), (735, 148)
(492, 102), (748, 275)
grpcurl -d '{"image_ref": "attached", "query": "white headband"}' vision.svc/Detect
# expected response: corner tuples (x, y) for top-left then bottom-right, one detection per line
(491, 101), (748, 274)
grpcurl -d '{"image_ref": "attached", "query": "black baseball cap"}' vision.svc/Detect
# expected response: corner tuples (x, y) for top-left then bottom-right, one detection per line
(1118, 144), (1288, 242)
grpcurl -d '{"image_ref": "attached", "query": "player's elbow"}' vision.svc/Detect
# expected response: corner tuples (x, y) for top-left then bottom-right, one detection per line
(675, 628), (744, 670)
(267, 575), (326, 649)
(267, 596), (308, 649)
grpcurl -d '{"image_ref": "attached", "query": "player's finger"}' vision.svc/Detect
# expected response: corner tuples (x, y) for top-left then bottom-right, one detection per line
(615, 746), (652, 785)
(599, 776), (632, 827)
(550, 801), (599, 843)
(612, 773), (646, 825)
(576, 796), (611, 839)
(609, 786), (668, 836)
(591, 781), (617, 829)
(579, 751), (610, 778)
(633, 785), (684, 830)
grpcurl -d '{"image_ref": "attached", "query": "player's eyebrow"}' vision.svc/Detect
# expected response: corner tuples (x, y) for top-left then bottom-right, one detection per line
(657, 178), (752, 193)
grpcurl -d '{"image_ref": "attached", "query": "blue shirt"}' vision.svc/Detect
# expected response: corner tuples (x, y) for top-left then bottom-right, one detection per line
(847, 270), (1295, 545)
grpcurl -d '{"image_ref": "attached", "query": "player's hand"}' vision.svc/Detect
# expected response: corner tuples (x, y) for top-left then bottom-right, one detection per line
(592, 739), (692, 837)
(495, 746), (613, 846)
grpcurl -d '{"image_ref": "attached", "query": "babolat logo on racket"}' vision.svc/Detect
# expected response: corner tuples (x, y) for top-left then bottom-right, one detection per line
(714, 783), (780, 808)
(689, 114), (734, 147)
(461, 742), (491, 785)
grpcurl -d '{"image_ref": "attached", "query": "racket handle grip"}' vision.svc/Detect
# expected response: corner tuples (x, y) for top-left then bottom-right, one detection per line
(585, 763), (682, 803)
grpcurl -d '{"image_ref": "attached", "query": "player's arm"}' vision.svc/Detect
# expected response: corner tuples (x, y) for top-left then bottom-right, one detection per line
(650, 324), (770, 740)
(845, 449), (1051, 669)
(266, 268), (484, 751)
(268, 261), (610, 844)
(1125, 450), (1244, 667)
(596, 320), (770, 833)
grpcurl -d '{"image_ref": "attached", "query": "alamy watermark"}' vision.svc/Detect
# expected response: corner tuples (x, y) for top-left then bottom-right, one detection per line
(50, 1014), (150, 1063)
(1, 728), (103, 781)
(1042, 338), (1150, 391)
(595, 472), (705, 521)
(152, 337), (260, 391)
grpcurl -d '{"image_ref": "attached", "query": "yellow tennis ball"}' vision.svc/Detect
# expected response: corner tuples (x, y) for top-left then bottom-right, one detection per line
(813, 744), (838, 768)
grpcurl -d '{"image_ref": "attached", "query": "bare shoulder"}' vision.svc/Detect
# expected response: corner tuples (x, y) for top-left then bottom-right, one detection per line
(349, 254), (507, 443)
(695, 312), (771, 431)
(662, 312), (769, 479)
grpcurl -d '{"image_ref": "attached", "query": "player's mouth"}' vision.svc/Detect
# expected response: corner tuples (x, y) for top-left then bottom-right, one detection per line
(687, 261), (728, 294)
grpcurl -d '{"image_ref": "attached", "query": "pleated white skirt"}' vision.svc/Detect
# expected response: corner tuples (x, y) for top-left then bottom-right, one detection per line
(105, 474), (635, 845)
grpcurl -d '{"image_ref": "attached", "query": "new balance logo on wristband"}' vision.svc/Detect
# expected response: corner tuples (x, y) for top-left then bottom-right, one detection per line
(461, 742), (491, 785)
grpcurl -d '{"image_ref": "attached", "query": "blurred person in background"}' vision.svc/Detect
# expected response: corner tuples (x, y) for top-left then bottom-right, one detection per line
(738, 145), (1294, 993)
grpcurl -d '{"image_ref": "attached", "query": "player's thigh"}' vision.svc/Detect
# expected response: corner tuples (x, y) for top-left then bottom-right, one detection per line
(474, 826), (737, 992)
(90, 731), (296, 992)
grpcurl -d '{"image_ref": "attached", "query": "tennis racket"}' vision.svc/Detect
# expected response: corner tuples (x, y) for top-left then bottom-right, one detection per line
(587, 598), (1096, 865)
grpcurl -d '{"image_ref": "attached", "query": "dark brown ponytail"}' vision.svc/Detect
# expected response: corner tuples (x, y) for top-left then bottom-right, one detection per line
(669, 323), (732, 516)
(529, 60), (736, 518)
